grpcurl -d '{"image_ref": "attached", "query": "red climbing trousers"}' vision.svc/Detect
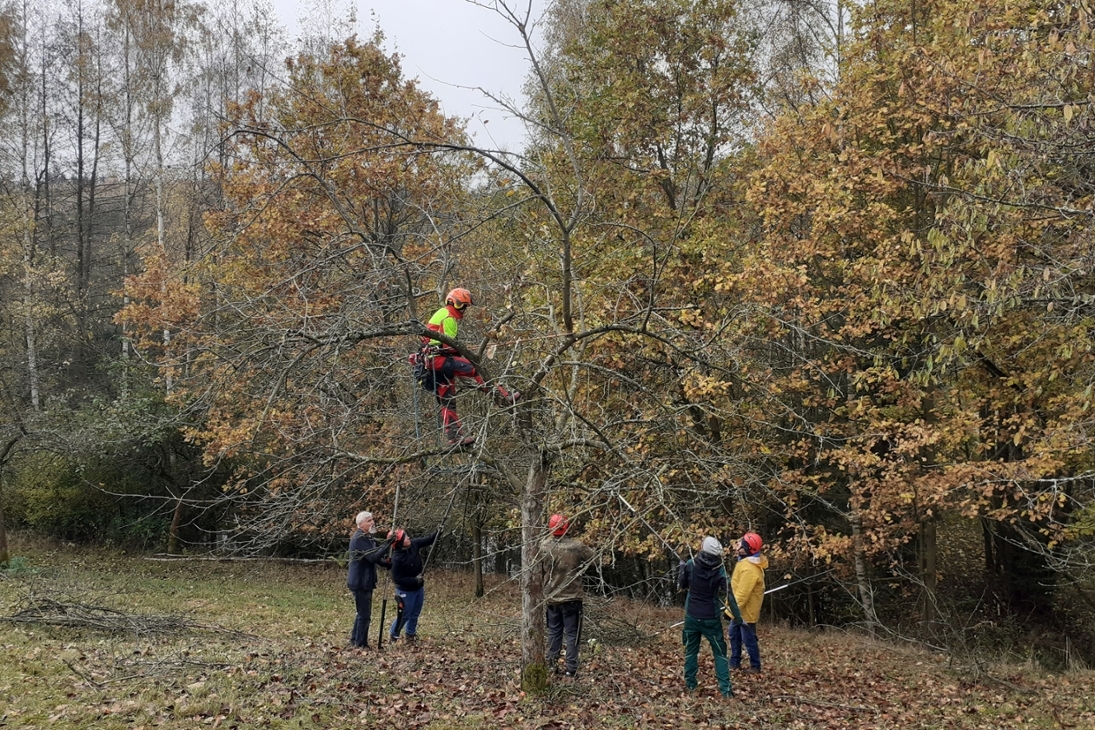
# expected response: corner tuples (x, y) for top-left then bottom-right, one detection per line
(416, 350), (519, 446)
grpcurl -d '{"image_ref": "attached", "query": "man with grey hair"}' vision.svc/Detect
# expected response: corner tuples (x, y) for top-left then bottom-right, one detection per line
(347, 511), (392, 648)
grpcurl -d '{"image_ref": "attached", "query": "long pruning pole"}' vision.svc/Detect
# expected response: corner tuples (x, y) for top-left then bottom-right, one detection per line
(422, 478), (462, 572)
(376, 470), (403, 650)
(764, 567), (836, 595)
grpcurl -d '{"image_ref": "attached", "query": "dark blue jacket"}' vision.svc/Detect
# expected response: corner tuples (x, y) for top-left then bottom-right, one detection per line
(347, 530), (391, 591)
(677, 551), (728, 621)
(390, 530), (438, 591)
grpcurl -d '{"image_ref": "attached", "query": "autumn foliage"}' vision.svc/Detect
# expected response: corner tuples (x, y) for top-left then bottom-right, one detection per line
(66, 0), (1095, 669)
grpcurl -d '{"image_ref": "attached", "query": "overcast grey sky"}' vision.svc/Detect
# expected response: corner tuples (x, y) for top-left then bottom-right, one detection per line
(272, 0), (546, 151)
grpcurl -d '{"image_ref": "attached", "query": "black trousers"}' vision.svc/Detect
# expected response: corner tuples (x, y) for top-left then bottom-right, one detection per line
(351, 589), (373, 647)
(546, 600), (583, 674)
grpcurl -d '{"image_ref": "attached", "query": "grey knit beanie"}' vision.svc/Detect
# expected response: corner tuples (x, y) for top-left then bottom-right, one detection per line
(701, 536), (723, 556)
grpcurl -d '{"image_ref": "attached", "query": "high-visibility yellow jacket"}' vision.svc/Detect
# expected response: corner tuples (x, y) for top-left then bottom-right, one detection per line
(426, 305), (463, 348)
(731, 554), (768, 623)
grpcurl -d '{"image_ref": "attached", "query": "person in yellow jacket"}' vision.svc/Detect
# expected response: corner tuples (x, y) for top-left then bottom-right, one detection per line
(728, 531), (768, 673)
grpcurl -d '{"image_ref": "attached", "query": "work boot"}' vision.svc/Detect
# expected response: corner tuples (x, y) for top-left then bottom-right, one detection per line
(447, 434), (475, 447)
(444, 423), (475, 447)
(493, 388), (521, 407)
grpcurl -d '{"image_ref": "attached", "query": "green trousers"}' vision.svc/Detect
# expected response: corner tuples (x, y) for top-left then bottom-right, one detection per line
(682, 614), (731, 696)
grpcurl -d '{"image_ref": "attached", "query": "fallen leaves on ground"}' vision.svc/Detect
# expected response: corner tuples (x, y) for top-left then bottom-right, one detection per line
(2, 553), (1092, 729)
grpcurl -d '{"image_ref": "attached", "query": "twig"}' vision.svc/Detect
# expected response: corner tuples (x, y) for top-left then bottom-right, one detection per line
(972, 672), (1038, 695)
(63, 658), (103, 689)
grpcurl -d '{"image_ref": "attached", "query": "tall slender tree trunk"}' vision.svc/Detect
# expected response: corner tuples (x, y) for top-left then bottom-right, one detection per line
(919, 518), (938, 632)
(119, 26), (135, 397)
(0, 436), (21, 566)
(471, 474), (486, 597)
(155, 113), (172, 394)
(850, 509), (878, 633)
(0, 491), (9, 566)
(18, 0), (40, 412)
(167, 496), (184, 554)
(520, 452), (550, 692)
(23, 249), (39, 412)
(166, 451), (182, 553)
(472, 520), (484, 598)
(918, 383), (940, 632)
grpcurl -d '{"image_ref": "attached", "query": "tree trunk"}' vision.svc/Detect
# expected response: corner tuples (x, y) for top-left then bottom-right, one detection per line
(808, 584), (816, 628)
(155, 109), (173, 394)
(520, 452), (550, 692)
(167, 496), (184, 554)
(166, 450), (182, 554)
(472, 520), (484, 598)
(470, 475), (485, 597)
(20, 35), (40, 412)
(0, 437), (20, 567)
(981, 517), (995, 574)
(0, 477), (9, 567)
(919, 518), (938, 632)
(850, 509), (878, 633)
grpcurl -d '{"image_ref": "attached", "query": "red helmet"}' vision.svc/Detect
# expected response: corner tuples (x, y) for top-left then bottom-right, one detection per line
(548, 514), (569, 537)
(446, 287), (473, 309)
(388, 529), (407, 546)
(740, 532), (763, 554)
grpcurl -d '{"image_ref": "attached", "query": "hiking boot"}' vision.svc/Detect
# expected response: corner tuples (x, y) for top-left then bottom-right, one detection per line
(743, 666), (761, 674)
(493, 388), (521, 407)
(405, 634), (417, 645)
(444, 423), (475, 447)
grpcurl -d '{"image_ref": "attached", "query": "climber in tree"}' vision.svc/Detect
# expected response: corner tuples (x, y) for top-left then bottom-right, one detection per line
(415, 287), (520, 446)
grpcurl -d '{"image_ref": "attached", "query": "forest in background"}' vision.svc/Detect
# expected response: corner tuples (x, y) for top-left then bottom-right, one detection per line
(1, 0), (1094, 685)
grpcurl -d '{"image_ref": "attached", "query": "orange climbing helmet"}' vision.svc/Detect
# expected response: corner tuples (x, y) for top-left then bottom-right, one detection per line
(549, 514), (569, 537)
(740, 532), (763, 555)
(446, 287), (474, 309)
